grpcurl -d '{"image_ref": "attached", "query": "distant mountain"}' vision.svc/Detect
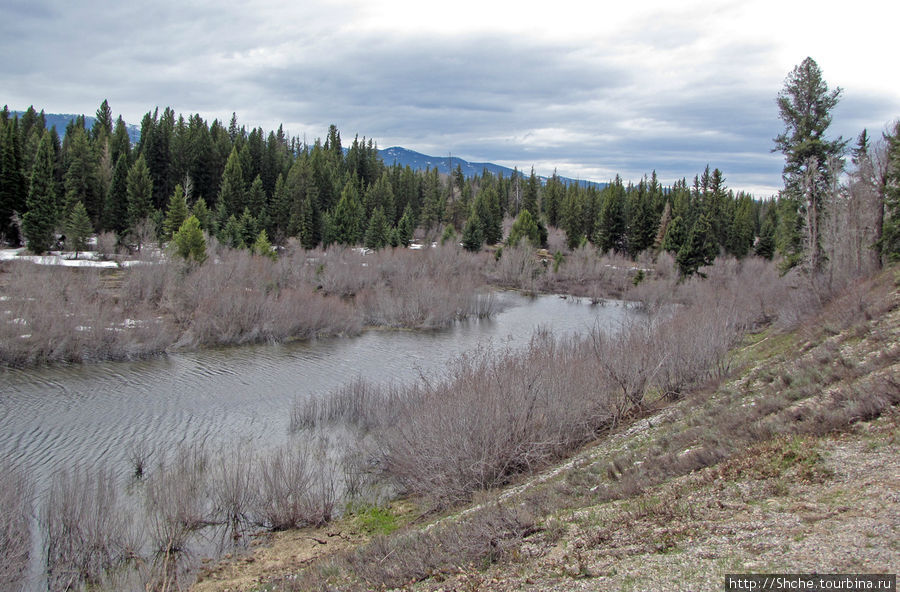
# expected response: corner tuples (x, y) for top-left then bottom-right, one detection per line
(379, 146), (606, 189)
(11, 111), (141, 144)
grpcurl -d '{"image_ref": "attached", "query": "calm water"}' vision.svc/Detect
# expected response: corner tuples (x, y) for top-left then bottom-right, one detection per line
(1, 291), (633, 492)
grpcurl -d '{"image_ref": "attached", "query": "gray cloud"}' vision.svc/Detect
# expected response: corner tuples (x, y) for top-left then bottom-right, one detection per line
(3, 0), (892, 197)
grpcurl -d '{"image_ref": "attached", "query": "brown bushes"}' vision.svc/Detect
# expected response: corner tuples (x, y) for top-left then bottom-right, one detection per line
(292, 255), (805, 509)
(42, 468), (138, 592)
(1, 243), (502, 367)
(0, 461), (32, 592)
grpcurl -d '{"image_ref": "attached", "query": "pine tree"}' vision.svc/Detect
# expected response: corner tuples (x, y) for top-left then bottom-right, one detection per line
(396, 204), (414, 247)
(22, 131), (58, 254)
(0, 118), (27, 244)
(508, 209), (541, 248)
(251, 229), (277, 260)
(126, 155), (153, 229)
(461, 215), (483, 252)
(755, 213), (776, 260)
(774, 57), (847, 272)
(172, 215), (207, 264)
(65, 200), (92, 258)
(593, 179), (626, 253)
(879, 122), (900, 262)
(332, 180), (364, 245)
(521, 167), (539, 216)
(238, 208), (258, 248)
(364, 206), (390, 250)
(246, 174), (266, 219)
(218, 146), (245, 219)
(191, 197), (214, 234)
(63, 127), (100, 225)
(163, 184), (189, 240)
(677, 213), (718, 277)
(660, 215), (685, 254)
(92, 99), (113, 142)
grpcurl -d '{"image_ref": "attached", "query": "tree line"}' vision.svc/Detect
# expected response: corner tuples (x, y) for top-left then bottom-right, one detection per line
(1, 59), (898, 276)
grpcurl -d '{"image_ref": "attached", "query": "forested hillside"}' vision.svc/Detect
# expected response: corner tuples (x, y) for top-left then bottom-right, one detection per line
(3, 62), (896, 278)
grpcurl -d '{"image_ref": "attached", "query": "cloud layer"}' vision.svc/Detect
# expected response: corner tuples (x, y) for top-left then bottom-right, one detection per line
(3, 0), (898, 196)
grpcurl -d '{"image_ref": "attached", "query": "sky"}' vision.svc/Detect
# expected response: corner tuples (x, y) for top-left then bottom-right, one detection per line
(2, 0), (898, 196)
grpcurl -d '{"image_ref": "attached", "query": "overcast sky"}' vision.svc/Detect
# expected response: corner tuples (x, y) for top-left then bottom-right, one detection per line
(2, 0), (898, 195)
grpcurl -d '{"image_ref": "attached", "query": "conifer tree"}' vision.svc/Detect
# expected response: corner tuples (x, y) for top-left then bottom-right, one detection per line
(172, 215), (207, 264)
(126, 155), (153, 229)
(191, 197), (214, 234)
(221, 214), (243, 248)
(238, 207), (258, 248)
(22, 132), (58, 254)
(246, 174), (266, 219)
(297, 187), (321, 250)
(396, 204), (414, 247)
(677, 213), (718, 277)
(63, 127), (100, 224)
(364, 206), (390, 250)
(65, 200), (92, 258)
(879, 121), (900, 262)
(521, 167), (539, 216)
(0, 118), (27, 244)
(508, 209), (541, 248)
(163, 184), (189, 240)
(332, 180), (364, 245)
(755, 214), (777, 260)
(251, 229), (276, 260)
(774, 57), (846, 272)
(461, 215), (483, 252)
(660, 215), (685, 254)
(593, 180), (626, 253)
(218, 146), (245, 218)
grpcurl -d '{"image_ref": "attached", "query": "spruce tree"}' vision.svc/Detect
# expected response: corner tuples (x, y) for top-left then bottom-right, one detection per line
(65, 200), (92, 258)
(63, 127), (100, 224)
(364, 206), (390, 250)
(677, 213), (718, 277)
(103, 153), (129, 234)
(191, 197), (214, 234)
(218, 146), (245, 219)
(332, 180), (364, 245)
(396, 204), (414, 247)
(163, 184), (189, 240)
(461, 215), (483, 252)
(251, 229), (276, 260)
(22, 131), (58, 254)
(126, 155), (153, 229)
(879, 121), (900, 262)
(172, 215), (207, 264)
(507, 209), (541, 248)
(0, 118), (27, 244)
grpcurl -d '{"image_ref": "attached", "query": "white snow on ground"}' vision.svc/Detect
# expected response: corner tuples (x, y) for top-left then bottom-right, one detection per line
(0, 248), (148, 268)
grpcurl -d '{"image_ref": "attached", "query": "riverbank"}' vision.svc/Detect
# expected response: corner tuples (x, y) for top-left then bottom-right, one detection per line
(191, 266), (900, 591)
(0, 244), (500, 367)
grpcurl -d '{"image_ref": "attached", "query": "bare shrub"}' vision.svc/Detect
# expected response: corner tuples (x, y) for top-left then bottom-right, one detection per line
(144, 444), (210, 584)
(42, 467), (138, 592)
(0, 461), (32, 592)
(491, 244), (540, 291)
(210, 443), (256, 547)
(0, 262), (173, 365)
(254, 441), (315, 530)
(95, 231), (119, 261)
(374, 335), (616, 506)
